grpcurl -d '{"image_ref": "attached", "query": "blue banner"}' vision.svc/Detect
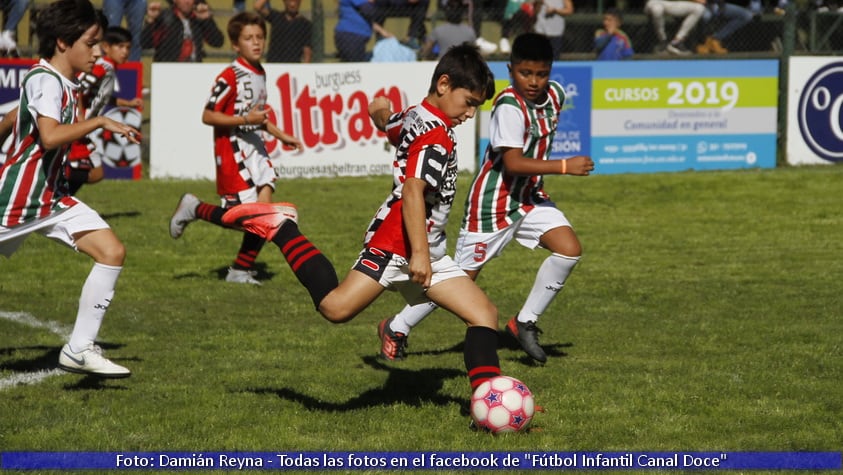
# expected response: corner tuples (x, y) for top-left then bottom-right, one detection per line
(480, 60), (779, 174)
(2, 451), (840, 470)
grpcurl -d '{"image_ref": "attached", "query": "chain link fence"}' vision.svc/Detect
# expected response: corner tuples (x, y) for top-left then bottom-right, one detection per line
(5, 0), (843, 63)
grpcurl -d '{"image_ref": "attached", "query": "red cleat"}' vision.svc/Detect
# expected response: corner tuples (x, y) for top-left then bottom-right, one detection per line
(221, 202), (298, 240)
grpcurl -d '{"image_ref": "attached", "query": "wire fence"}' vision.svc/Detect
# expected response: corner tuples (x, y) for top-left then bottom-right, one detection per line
(5, 0), (843, 63)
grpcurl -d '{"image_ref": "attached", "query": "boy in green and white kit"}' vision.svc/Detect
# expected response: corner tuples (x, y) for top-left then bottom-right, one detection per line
(0, 0), (141, 378)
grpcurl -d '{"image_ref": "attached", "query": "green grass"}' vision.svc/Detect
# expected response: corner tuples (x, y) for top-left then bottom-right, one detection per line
(1, 166), (842, 473)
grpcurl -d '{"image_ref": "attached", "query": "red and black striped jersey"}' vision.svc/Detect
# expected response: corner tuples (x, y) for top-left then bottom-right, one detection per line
(363, 99), (459, 259)
(205, 57), (269, 196)
(77, 56), (119, 119)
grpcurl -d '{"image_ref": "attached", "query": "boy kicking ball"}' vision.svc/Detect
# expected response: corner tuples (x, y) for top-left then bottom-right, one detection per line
(193, 44), (515, 400)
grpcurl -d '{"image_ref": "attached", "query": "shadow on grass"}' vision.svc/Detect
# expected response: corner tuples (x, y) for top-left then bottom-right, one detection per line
(403, 330), (572, 366)
(172, 262), (277, 282)
(99, 210), (141, 220)
(244, 355), (467, 412)
(0, 345), (60, 372)
(499, 329), (572, 365)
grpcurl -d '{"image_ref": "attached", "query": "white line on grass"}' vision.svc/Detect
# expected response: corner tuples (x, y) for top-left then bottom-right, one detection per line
(0, 310), (71, 390)
(0, 368), (65, 391)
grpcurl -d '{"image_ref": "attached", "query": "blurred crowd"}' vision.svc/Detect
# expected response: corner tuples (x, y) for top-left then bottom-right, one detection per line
(0, 0), (836, 61)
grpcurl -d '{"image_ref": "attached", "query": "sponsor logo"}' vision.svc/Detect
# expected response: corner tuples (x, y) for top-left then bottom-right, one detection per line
(797, 62), (843, 162)
(61, 350), (85, 366)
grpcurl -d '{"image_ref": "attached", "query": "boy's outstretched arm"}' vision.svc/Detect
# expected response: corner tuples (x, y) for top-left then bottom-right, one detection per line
(266, 122), (304, 152)
(501, 147), (594, 176)
(37, 115), (140, 150)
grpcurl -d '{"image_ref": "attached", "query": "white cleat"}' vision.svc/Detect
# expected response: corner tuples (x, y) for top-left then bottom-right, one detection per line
(225, 267), (261, 285)
(169, 193), (200, 239)
(59, 344), (131, 378)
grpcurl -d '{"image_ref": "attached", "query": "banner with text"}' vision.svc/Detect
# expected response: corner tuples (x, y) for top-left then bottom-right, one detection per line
(0, 58), (144, 180)
(481, 59), (778, 174)
(2, 451), (840, 471)
(149, 62), (477, 180)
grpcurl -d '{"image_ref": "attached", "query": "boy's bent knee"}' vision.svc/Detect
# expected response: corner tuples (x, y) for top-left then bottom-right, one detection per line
(317, 300), (357, 324)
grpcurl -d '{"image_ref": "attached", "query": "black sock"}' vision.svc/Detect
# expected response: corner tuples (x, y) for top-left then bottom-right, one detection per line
(464, 326), (501, 390)
(232, 232), (264, 270)
(66, 168), (89, 195)
(271, 221), (338, 308)
(196, 202), (226, 226)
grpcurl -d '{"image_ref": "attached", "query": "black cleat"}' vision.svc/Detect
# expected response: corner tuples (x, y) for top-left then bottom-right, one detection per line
(506, 317), (547, 363)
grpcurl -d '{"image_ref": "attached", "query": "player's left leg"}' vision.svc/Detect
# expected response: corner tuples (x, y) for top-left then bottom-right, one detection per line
(426, 275), (501, 390)
(226, 185), (274, 284)
(60, 211), (130, 378)
(507, 205), (582, 362)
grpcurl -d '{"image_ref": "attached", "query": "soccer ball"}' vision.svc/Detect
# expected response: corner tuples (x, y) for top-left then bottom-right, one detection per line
(470, 376), (535, 434)
(92, 107), (143, 168)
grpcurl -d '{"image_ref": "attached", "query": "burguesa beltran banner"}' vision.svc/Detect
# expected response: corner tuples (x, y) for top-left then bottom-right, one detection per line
(149, 62), (478, 180)
(788, 57), (843, 166)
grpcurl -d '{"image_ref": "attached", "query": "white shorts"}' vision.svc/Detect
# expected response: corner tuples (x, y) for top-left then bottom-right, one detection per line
(353, 242), (467, 306)
(455, 201), (571, 270)
(235, 132), (277, 191)
(0, 203), (109, 257)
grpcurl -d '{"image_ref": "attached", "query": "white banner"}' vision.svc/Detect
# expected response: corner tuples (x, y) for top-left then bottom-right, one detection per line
(150, 62), (477, 179)
(787, 57), (843, 166)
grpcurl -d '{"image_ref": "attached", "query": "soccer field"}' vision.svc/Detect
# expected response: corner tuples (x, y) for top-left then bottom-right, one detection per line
(1, 166), (841, 473)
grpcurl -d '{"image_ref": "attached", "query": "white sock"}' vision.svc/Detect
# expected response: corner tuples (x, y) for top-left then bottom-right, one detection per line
(68, 263), (122, 352)
(517, 253), (579, 323)
(391, 301), (438, 335)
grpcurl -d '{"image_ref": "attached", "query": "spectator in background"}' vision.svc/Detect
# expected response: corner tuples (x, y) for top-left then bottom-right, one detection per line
(534, 0), (573, 59)
(644, 0), (705, 55)
(103, 0), (147, 60)
(142, 0), (224, 62)
(420, 0), (475, 59)
(372, 0), (430, 48)
(594, 7), (634, 60)
(695, 0), (752, 54)
(464, 0), (501, 54)
(0, 0), (29, 57)
(334, 0), (393, 62)
(499, 0), (538, 53)
(255, 0), (312, 62)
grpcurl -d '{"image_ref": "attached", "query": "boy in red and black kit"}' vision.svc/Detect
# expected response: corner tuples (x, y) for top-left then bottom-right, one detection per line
(66, 26), (144, 194)
(192, 45), (517, 407)
(169, 11), (302, 285)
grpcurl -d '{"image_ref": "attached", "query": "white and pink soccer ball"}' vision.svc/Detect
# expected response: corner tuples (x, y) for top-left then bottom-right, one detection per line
(470, 376), (535, 434)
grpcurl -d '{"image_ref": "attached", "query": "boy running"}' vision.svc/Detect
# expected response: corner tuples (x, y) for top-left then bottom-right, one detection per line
(67, 26), (144, 194)
(200, 44), (507, 396)
(379, 32), (595, 363)
(169, 11), (303, 285)
(0, 0), (141, 378)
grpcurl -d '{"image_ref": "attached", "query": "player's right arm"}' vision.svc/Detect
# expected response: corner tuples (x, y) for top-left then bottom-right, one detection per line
(501, 147), (594, 176)
(38, 115), (140, 150)
(0, 106), (17, 145)
(402, 176), (432, 288)
(368, 96), (392, 132)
